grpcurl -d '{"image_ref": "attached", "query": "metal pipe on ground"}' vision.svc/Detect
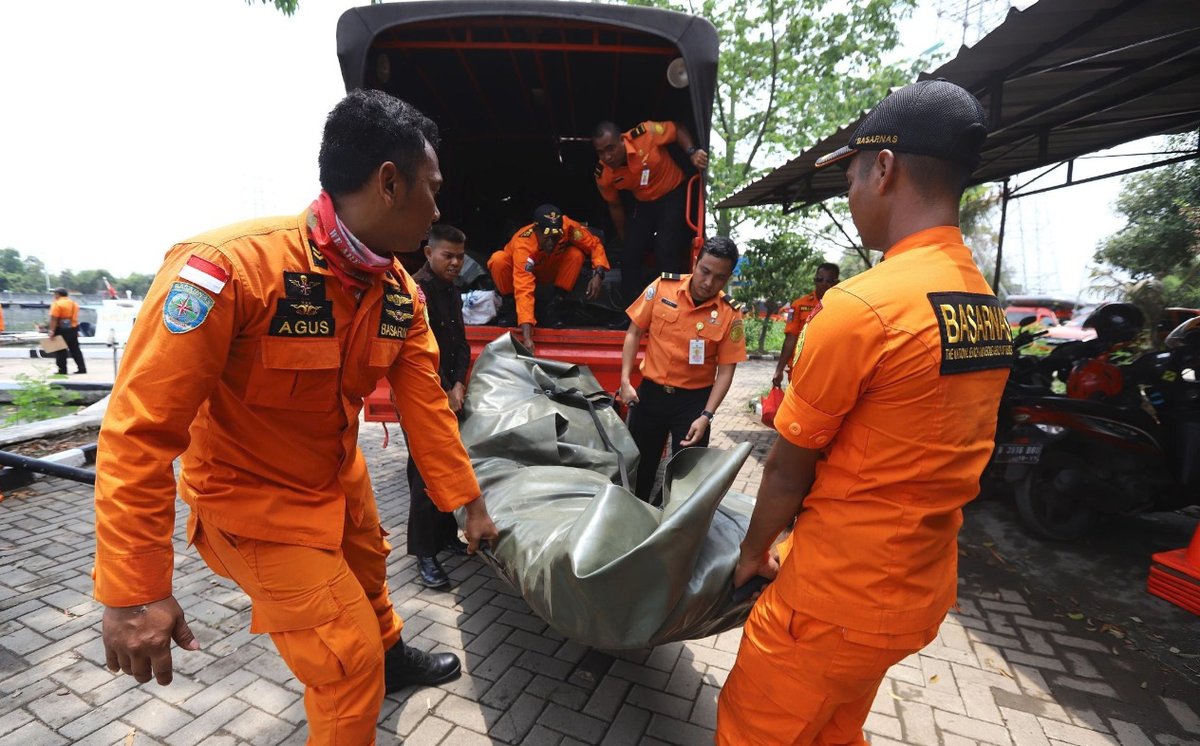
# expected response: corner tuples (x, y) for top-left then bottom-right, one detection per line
(0, 446), (96, 485)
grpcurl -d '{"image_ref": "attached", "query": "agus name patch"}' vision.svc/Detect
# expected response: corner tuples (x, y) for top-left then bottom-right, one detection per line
(928, 292), (1013, 374)
(163, 282), (215, 334)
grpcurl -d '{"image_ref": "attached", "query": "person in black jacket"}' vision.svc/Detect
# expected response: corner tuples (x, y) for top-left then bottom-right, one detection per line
(408, 224), (472, 588)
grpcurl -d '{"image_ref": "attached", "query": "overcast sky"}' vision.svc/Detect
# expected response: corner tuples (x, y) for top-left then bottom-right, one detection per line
(0, 0), (1146, 299)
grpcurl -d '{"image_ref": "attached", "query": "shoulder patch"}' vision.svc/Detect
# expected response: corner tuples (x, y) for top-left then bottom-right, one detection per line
(729, 319), (745, 343)
(519, 228), (534, 238)
(163, 282), (215, 334)
(571, 228), (584, 242)
(629, 123), (647, 138)
(660, 272), (681, 281)
(644, 284), (656, 301)
(653, 122), (665, 135)
(179, 255), (230, 295)
(928, 291), (1013, 374)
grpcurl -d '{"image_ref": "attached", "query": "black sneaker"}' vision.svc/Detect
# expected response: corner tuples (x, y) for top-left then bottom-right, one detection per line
(384, 643), (462, 693)
(416, 556), (450, 589)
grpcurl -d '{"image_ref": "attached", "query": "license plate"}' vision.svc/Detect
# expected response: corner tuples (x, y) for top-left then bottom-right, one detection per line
(993, 443), (1043, 464)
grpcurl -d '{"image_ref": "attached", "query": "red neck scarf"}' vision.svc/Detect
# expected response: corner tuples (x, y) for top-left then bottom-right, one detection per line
(308, 191), (393, 298)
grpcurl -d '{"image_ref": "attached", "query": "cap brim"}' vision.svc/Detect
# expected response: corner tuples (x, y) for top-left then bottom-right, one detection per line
(814, 145), (857, 169)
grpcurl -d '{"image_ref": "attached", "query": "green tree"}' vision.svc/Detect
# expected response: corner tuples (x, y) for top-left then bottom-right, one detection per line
(1094, 134), (1200, 308)
(731, 232), (826, 353)
(9, 255), (49, 293)
(116, 273), (156, 298)
(624, 0), (924, 239)
(255, 0), (297, 14)
(0, 248), (47, 293)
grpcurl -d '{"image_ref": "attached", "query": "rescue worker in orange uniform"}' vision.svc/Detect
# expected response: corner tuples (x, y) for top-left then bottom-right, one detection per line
(49, 287), (87, 375)
(718, 80), (1010, 745)
(619, 236), (748, 503)
(593, 120), (708, 303)
(93, 90), (499, 745)
(487, 204), (609, 352)
(771, 262), (840, 387)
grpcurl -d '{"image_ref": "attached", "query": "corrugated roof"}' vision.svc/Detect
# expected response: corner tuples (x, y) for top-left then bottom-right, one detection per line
(718, 0), (1200, 209)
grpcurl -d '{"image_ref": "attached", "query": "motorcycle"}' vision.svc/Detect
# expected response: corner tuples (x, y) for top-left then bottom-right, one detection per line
(992, 315), (1200, 540)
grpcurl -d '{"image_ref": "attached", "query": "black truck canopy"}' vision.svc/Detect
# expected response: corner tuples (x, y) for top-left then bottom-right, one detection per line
(718, 0), (1200, 212)
(336, 1), (718, 261)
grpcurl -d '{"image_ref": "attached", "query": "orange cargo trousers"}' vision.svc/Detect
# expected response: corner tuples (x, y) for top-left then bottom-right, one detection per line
(190, 507), (402, 745)
(488, 246), (585, 295)
(717, 584), (937, 745)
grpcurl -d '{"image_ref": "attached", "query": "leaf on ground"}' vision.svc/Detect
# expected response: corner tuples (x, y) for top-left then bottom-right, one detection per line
(1067, 612), (1085, 620)
(929, 674), (939, 684)
(1099, 623), (1126, 639)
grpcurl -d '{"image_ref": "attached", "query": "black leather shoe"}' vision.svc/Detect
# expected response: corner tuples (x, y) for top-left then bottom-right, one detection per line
(384, 643), (461, 693)
(416, 556), (450, 589)
(443, 538), (469, 556)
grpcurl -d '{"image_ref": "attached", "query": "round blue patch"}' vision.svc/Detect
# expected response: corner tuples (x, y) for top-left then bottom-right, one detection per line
(163, 281), (215, 334)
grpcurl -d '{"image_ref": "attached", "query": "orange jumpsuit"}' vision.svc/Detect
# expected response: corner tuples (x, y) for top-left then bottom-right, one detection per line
(595, 120), (684, 204)
(784, 291), (819, 337)
(781, 291), (820, 381)
(49, 296), (80, 328)
(626, 273), (748, 390)
(487, 216), (609, 327)
(93, 211), (480, 744)
(718, 227), (1011, 745)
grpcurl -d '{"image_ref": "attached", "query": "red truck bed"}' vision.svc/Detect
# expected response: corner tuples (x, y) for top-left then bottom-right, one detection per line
(363, 325), (644, 422)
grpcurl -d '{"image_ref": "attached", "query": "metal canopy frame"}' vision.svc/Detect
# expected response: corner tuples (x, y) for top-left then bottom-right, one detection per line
(716, 0), (1200, 289)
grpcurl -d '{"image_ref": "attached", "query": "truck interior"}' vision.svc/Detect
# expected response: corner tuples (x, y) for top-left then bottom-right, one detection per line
(337, 2), (718, 305)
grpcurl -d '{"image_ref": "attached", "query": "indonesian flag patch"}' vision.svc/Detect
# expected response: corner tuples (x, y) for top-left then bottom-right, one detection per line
(179, 255), (230, 294)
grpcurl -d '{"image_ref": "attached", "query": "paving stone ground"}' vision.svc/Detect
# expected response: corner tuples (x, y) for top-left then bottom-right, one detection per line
(2, 359), (1199, 745)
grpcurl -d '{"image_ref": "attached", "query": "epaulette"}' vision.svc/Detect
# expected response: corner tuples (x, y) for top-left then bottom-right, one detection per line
(629, 123), (647, 138)
(660, 272), (681, 281)
(722, 294), (745, 312)
(594, 163), (604, 178)
(519, 228), (534, 238)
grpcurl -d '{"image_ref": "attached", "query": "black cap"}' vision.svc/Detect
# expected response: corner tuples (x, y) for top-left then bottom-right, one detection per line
(54, 287), (68, 296)
(815, 79), (988, 170)
(532, 204), (564, 236)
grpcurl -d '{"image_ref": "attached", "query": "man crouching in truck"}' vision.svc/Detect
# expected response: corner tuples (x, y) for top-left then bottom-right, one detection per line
(593, 119), (708, 304)
(92, 89), (498, 744)
(488, 203), (610, 352)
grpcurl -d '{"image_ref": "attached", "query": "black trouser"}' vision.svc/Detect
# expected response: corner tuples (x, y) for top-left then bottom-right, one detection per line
(405, 453), (459, 558)
(620, 184), (691, 304)
(55, 326), (86, 374)
(627, 379), (712, 502)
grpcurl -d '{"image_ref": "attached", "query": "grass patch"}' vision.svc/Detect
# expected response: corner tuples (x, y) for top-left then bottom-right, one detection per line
(744, 318), (787, 353)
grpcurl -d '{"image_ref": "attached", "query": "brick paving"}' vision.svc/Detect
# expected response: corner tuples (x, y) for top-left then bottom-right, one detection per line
(2, 359), (1199, 744)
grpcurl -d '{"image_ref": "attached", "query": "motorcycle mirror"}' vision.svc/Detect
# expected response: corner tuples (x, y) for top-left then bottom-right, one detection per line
(1019, 315), (1037, 327)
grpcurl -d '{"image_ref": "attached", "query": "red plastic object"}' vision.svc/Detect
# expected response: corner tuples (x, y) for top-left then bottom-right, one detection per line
(364, 327), (644, 423)
(1148, 521), (1200, 616)
(760, 386), (784, 429)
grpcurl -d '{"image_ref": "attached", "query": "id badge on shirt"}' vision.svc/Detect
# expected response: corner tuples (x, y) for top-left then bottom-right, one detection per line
(640, 168), (651, 187)
(689, 338), (705, 365)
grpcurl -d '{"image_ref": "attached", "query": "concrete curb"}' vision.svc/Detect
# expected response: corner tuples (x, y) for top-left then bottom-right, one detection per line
(0, 395), (108, 448)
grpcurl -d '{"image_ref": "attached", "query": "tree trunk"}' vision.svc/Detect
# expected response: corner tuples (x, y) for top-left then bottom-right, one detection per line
(756, 301), (778, 354)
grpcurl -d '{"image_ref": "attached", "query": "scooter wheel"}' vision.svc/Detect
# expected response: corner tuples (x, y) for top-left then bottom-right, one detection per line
(1013, 453), (1100, 541)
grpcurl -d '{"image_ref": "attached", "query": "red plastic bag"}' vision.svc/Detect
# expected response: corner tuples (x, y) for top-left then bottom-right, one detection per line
(760, 386), (784, 428)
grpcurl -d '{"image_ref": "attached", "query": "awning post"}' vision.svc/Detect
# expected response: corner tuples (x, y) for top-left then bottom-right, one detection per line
(993, 178), (1010, 294)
